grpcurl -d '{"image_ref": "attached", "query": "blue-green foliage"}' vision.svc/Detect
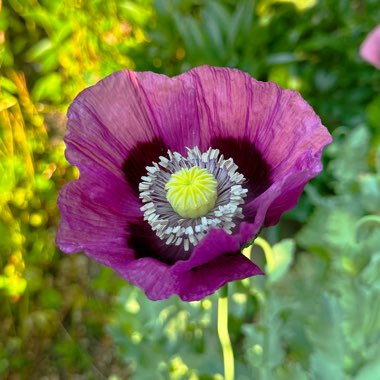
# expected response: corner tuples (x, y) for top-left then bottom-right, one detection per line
(108, 126), (380, 379)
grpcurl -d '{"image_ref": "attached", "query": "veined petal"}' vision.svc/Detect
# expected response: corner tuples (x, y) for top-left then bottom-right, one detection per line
(239, 148), (326, 240)
(117, 258), (178, 301)
(263, 148), (324, 226)
(173, 228), (262, 301)
(66, 70), (203, 188)
(119, 229), (262, 301)
(56, 168), (139, 265)
(178, 254), (262, 301)
(186, 66), (331, 172)
(66, 71), (157, 180)
(58, 65), (332, 301)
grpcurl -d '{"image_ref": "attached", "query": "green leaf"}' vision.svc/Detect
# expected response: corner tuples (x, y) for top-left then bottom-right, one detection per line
(175, 16), (208, 57)
(0, 77), (18, 94)
(227, 1), (254, 48)
(40, 287), (62, 309)
(325, 209), (357, 249)
(267, 239), (295, 283)
(202, 3), (227, 57)
(25, 38), (53, 62)
(310, 351), (345, 380)
(297, 206), (357, 254)
(0, 92), (17, 111)
(307, 294), (345, 361)
(355, 359), (380, 380)
(276, 363), (309, 380)
(120, 1), (152, 24)
(266, 52), (301, 65)
(0, 157), (15, 200)
(366, 95), (380, 130)
(358, 174), (380, 213)
(31, 73), (62, 103)
(327, 126), (370, 193)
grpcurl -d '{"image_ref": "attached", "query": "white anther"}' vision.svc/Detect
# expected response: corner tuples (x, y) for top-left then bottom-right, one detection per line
(139, 146), (247, 252)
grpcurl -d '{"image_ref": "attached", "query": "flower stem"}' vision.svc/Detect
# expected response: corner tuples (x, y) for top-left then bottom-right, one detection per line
(218, 285), (234, 380)
(254, 236), (274, 268)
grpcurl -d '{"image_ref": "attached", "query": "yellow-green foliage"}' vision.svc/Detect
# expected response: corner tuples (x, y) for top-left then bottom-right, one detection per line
(0, 1), (153, 376)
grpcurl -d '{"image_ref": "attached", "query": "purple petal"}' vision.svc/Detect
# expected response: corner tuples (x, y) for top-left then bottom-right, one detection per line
(184, 66), (330, 178)
(56, 168), (139, 265)
(66, 70), (206, 194)
(239, 149), (325, 245)
(179, 66), (331, 224)
(118, 229), (262, 301)
(58, 66), (332, 301)
(117, 258), (179, 301)
(65, 70), (202, 181)
(360, 26), (380, 69)
(263, 149), (323, 226)
(172, 228), (241, 272)
(177, 253), (262, 301)
(66, 71), (156, 180)
(130, 71), (203, 155)
(173, 228), (262, 301)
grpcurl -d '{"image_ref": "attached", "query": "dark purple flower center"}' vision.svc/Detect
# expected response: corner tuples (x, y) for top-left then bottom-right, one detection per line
(122, 137), (272, 264)
(210, 137), (272, 202)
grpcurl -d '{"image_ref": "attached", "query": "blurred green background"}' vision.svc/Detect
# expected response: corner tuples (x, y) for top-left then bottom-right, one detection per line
(1, 0), (380, 379)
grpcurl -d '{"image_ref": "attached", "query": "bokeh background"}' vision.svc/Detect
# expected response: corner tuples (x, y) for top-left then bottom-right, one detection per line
(1, 0), (380, 379)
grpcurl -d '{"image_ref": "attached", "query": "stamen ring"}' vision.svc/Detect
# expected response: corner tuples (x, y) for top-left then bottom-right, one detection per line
(139, 147), (248, 251)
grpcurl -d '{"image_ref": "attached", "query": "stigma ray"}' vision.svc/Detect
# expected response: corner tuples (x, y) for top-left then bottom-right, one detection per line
(139, 147), (247, 251)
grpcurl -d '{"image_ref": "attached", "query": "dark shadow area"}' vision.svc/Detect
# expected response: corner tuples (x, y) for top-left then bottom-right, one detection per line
(122, 137), (167, 196)
(210, 137), (272, 201)
(127, 219), (189, 265)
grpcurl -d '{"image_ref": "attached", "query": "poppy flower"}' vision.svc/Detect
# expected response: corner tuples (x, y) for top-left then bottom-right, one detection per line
(56, 66), (332, 301)
(360, 25), (380, 69)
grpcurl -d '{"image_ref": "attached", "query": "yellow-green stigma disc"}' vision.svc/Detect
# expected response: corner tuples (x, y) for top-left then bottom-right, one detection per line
(165, 166), (218, 219)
